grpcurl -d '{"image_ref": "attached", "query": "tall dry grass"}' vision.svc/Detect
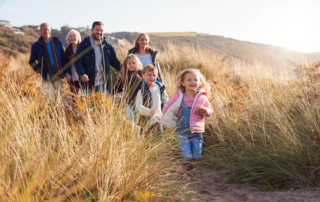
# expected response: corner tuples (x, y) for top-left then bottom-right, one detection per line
(107, 42), (320, 190)
(1, 40), (320, 202)
(203, 60), (320, 190)
(131, 41), (320, 190)
(0, 50), (186, 201)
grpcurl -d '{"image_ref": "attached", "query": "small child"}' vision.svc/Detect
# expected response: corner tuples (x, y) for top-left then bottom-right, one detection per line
(161, 68), (213, 180)
(111, 54), (143, 126)
(135, 64), (168, 136)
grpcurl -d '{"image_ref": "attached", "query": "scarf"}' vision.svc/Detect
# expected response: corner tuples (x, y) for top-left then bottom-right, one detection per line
(42, 37), (61, 80)
(70, 46), (75, 65)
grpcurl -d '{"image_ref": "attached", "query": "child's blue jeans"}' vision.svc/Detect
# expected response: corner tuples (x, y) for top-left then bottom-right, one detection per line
(175, 130), (203, 163)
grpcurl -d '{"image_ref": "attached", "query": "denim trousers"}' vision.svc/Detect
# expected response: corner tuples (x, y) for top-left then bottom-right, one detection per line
(175, 130), (203, 163)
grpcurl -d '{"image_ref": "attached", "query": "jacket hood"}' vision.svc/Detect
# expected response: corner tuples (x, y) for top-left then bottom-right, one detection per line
(178, 89), (207, 97)
(198, 89), (207, 96)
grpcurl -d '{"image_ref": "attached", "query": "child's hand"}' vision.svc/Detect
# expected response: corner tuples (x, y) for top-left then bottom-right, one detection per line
(150, 108), (155, 116)
(197, 107), (206, 114)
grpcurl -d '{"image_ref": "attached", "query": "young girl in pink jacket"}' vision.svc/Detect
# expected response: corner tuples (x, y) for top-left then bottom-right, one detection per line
(161, 69), (213, 180)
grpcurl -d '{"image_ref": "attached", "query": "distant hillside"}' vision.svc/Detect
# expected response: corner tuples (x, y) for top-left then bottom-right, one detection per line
(113, 32), (320, 70)
(0, 25), (90, 54)
(1, 25), (319, 70)
(0, 25), (109, 54)
(0, 25), (39, 55)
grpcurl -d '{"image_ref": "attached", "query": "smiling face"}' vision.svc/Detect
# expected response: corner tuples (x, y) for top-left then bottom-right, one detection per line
(40, 24), (51, 41)
(181, 72), (200, 93)
(68, 31), (79, 45)
(126, 57), (137, 72)
(91, 25), (104, 41)
(143, 70), (157, 87)
(137, 34), (149, 50)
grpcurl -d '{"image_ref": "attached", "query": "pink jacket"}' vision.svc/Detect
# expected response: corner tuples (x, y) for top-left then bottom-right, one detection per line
(161, 90), (213, 133)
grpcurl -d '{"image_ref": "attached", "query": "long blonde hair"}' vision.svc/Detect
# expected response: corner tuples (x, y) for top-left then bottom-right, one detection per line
(134, 33), (152, 53)
(176, 68), (211, 97)
(121, 54), (142, 86)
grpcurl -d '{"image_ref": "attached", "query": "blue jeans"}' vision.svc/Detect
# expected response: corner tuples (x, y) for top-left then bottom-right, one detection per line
(175, 130), (203, 163)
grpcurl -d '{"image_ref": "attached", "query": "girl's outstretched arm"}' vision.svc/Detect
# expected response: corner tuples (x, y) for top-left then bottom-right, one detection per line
(162, 92), (179, 114)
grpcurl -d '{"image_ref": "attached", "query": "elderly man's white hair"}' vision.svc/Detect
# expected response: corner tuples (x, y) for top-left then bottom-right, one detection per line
(40, 23), (51, 30)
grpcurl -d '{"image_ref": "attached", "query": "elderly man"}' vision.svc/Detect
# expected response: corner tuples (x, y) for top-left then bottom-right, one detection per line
(29, 23), (70, 97)
(75, 21), (121, 94)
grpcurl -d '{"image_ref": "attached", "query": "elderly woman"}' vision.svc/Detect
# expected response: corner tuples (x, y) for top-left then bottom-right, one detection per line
(128, 33), (163, 83)
(65, 29), (81, 104)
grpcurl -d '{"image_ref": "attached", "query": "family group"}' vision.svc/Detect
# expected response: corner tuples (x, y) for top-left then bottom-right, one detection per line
(28, 21), (213, 180)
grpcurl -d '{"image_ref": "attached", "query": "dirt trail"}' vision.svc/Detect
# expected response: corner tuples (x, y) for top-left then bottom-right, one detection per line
(185, 166), (320, 202)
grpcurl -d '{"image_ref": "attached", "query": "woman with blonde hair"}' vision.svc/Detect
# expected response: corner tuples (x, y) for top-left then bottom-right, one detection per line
(65, 29), (81, 104)
(128, 33), (163, 83)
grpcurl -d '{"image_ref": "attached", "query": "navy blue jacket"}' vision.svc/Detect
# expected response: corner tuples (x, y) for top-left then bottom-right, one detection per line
(75, 36), (122, 91)
(29, 36), (68, 80)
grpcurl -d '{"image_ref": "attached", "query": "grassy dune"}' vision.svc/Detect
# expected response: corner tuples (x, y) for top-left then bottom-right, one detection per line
(1, 42), (320, 201)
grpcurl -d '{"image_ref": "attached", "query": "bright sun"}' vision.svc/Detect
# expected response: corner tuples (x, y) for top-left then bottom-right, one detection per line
(276, 19), (315, 53)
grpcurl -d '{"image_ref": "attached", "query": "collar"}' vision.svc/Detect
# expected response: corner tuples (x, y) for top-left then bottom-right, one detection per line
(89, 34), (102, 46)
(37, 36), (56, 45)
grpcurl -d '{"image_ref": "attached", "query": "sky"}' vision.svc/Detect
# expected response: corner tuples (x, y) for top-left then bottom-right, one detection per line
(0, 0), (319, 53)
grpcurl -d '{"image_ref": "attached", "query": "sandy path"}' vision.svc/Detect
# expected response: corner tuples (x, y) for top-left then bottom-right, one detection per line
(185, 166), (320, 202)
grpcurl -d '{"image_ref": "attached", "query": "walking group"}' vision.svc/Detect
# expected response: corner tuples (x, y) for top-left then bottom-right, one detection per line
(28, 21), (213, 181)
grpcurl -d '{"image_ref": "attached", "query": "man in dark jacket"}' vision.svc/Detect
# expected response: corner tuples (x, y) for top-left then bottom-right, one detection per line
(29, 23), (70, 98)
(75, 21), (121, 94)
